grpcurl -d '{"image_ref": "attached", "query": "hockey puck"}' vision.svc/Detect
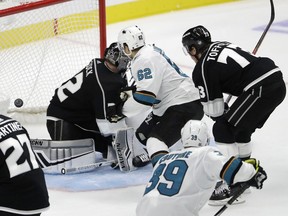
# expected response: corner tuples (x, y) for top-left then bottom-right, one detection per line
(61, 168), (66, 175)
(14, 98), (24, 108)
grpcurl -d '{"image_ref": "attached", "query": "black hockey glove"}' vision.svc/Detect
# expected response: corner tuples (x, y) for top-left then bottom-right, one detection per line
(106, 103), (126, 123)
(120, 91), (129, 103)
(245, 158), (267, 189)
(121, 85), (136, 93)
(107, 114), (125, 123)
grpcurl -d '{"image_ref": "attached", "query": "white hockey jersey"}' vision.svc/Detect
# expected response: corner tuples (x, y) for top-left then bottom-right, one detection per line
(131, 44), (200, 116)
(136, 146), (256, 216)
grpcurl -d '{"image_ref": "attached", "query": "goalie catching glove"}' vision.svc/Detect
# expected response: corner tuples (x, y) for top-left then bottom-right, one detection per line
(106, 102), (126, 123)
(245, 158), (267, 189)
(106, 92), (129, 123)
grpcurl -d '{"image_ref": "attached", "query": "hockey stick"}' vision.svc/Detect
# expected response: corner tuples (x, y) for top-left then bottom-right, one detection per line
(225, 0), (275, 104)
(214, 183), (250, 216)
(61, 159), (117, 175)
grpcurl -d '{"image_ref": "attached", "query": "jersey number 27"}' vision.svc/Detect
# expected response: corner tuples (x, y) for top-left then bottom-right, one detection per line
(0, 134), (39, 178)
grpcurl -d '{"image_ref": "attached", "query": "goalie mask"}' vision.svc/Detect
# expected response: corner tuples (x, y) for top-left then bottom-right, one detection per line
(182, 25), (211, 55)
(181, 120), (209, 148)
(104, 42), (129, 72)
(118, 25), (145, 56)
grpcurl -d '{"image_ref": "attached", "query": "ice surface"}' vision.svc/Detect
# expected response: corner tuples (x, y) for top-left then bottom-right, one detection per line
(22, 0), (288, 215)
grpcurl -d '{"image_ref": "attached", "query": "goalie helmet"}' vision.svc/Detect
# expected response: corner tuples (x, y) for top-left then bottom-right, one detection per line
(118, 25), (145, 55)
(104, 42), (129, 72)
(182, 25), (211, 54)
(181, 120), (209, 148)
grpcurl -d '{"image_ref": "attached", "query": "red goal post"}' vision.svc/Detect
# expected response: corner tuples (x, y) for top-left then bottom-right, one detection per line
(0, 0), (107, 122)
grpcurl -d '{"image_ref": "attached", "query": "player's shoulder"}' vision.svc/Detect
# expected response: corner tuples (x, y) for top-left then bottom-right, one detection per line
(132, 46), (153, 68)
(203, 146), (226, 164)
(0, 114), (15, 126)
(197, 146), (223, 158)
(211, 41), (231, 47)
(0, 114), (11, 121)
(139, 44), (160, 57)
(94, 58), (104, 65)
(91, 58), (105, 69)
(0, 115), (25, 141)
(87, 58), (108, 76)
(183, 146), (219, 157)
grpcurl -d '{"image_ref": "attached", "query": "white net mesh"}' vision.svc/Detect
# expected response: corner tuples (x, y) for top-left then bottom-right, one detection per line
(0, 93), (10, 115)
(0, 0), (101, 121)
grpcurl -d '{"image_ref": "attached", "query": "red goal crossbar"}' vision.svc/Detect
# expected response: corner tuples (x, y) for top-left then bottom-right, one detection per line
(0, 0), (106, 56)
(0, 0), (71, 16)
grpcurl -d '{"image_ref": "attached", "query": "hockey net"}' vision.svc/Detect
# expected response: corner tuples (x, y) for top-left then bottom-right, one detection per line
(0, 0), (106, 123)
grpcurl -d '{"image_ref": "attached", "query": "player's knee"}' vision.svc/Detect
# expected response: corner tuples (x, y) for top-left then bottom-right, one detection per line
(146, 137), (169, 166)
(212, 120), (235, 143)
(135, 113), (155, 145)
(135, 130), (148, 146)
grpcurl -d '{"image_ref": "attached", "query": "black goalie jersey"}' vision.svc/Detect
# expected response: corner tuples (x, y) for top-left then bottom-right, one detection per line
(0, 115), (49, 215)
(192, 41), (281, 118)
(47, 58), (127, 131)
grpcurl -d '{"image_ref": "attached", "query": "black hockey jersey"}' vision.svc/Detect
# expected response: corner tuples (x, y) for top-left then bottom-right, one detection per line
(192, 41), (280, 117)
(47, 58), (127, 131)
(0, 115), (49, 214)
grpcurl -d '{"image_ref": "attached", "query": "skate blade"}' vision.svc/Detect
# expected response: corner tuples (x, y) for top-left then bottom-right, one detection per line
(208, 196), (245, 206)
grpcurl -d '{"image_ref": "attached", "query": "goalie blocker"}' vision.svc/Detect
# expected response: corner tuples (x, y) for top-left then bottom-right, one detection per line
(31, 138), (97, 174)
(31, 127), (149, 174)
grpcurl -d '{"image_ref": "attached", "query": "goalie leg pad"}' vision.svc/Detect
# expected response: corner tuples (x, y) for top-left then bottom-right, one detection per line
(112, 127), (137, 172)
(31, 138), (96, 174)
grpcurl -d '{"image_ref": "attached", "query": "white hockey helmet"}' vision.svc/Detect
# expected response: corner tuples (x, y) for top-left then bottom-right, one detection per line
(118, 25), (145, 55)
(181, 120), (209, 148)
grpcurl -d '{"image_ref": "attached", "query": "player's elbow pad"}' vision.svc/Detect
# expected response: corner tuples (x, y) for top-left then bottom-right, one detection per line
(133, 91), (160, 106)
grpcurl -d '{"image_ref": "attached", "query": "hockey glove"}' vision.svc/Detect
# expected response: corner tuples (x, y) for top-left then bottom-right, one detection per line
(121, 85), (136, 93)
(245, 158), (267, 189)
(106, 103), (126, 123)
(120, 91), (129, 103)
(107, 114), (125, 123)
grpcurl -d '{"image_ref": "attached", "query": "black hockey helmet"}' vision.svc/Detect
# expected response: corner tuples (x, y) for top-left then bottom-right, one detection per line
(104, 42), (121, 66)
(182, 25), (211, 54)
(104, 42), (129, 72)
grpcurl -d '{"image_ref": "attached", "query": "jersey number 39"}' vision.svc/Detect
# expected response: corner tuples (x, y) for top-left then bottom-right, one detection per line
(144, 160), (188, 196)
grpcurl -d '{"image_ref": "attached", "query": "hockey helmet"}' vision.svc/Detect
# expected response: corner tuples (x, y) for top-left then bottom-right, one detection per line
(182, 25), (211, 54)
(104, 42), (129, 72)
(118, 25), (145, 55)
(181, 120), (209, 148)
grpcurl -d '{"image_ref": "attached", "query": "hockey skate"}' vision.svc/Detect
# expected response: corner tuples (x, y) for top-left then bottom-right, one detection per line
(132, 153), (150, 167)
(208, 181), (245, 206)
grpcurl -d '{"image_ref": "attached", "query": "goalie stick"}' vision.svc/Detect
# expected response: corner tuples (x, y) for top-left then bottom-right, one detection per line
(225, 0), (275, 104)
(214, 183), (250, 216)
(61, 159), (117, 175)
